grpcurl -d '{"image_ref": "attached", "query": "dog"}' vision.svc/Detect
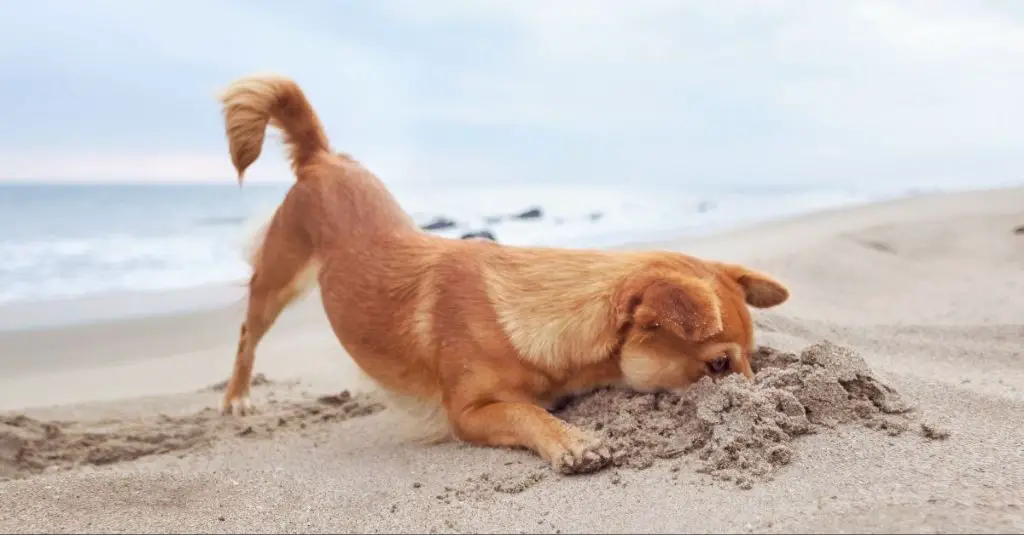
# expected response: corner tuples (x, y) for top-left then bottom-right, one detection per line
(215, 74), (790, 474)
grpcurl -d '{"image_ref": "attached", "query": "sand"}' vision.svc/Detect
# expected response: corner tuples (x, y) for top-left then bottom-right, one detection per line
(0, 186), (1022, 533)
(0, 383), (382, 482)
(556, 341), (947, 490)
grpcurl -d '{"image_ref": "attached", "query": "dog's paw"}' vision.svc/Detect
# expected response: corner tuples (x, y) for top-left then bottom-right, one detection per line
(220, 395), (254, 417)
(549, 431), (613, 475)
(555, 445), (613, 475)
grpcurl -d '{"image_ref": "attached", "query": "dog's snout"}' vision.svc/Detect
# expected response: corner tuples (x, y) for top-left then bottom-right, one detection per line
(707, 355), (730, 374)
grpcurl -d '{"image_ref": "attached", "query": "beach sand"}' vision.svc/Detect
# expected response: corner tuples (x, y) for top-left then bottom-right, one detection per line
(1, 187), (1022, 533)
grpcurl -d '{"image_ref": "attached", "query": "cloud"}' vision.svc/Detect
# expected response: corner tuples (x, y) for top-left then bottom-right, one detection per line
(1, 0), (1023, 188)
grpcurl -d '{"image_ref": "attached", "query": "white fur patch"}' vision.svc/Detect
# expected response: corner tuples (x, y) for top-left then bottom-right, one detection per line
(411, 275), (437, 356)
(376, 389), (453, 444)
(619, 348), (675, 392)
(240, 204), (277, 268)
(345, 366), (451, 444)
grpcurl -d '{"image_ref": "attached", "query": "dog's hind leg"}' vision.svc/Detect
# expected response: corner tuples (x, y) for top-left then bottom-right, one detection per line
(221, 207), (316, 416)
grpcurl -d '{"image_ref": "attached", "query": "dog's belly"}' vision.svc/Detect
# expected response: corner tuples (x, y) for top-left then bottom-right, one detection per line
(318, 293), (438, 400)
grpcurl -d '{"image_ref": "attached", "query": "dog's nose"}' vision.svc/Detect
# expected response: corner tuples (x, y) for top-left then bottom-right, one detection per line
(707, 355), (730, 374)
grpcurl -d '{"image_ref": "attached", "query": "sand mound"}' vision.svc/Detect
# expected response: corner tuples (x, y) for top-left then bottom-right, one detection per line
(0, 389), (383, 481)
(558, 340), (947, 489)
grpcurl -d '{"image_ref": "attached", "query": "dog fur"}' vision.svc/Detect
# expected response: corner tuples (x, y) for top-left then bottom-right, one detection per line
(216, 74), (791, 474)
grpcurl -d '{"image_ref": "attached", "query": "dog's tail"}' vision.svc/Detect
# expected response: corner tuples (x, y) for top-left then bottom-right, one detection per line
(218, 74), (331, 184)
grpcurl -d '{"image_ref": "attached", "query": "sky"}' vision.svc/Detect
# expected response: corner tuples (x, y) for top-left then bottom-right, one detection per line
(0, 0), (1023, 188)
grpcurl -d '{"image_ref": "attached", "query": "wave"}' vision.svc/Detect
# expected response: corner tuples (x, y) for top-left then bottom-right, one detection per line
(0, 232), (250, 304)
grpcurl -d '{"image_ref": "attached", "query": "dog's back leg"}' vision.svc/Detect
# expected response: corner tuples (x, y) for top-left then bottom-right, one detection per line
(221, 200), (316, 416)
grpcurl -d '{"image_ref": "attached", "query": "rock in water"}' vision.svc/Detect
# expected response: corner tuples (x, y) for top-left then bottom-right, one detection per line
(460, 230), (497, 242)
(421, 217), (457, 231)
(512, 207), (543, 220)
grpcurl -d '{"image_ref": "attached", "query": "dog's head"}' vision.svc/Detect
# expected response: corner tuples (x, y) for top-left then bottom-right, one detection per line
(614, 256), (788, 392)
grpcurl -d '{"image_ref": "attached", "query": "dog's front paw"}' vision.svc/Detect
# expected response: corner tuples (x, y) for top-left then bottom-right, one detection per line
(548, 429), (613, 475)
(555, 445), (613, 475)
(220, 394), (255, 417)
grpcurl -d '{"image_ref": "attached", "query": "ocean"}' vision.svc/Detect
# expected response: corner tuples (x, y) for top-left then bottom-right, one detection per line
(0, 181), (900, 309)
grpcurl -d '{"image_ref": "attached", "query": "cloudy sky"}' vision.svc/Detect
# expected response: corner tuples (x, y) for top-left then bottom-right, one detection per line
(1, 0), (1022, 188)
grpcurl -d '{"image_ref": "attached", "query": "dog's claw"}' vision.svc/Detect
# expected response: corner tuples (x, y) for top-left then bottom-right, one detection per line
(554, 442), (613, 475)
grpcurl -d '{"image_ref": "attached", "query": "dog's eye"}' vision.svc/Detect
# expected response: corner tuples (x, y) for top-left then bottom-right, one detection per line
(707, 355), (730, 374)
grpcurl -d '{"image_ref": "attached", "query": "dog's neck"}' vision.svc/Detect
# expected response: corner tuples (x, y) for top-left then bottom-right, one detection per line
(552, 274), (646, 392)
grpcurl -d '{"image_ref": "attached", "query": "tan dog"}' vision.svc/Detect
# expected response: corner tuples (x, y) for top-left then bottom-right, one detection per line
(216, 74), (790, 474)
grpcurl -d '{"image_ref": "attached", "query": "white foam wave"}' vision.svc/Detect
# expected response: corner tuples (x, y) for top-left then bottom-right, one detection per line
(0, 232), (250, 304)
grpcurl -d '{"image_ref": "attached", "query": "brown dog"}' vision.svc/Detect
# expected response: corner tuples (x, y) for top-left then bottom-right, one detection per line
(216, 74), (790, 474)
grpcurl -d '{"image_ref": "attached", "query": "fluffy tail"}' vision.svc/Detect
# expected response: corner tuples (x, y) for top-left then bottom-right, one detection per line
(218, 73), (331, 183)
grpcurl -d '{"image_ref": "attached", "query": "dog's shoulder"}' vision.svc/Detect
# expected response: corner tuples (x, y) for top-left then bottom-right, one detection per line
(474, 247), (629, 373)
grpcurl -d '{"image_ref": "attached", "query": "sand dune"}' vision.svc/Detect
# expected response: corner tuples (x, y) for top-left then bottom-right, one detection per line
(1, 187), (1022, 533)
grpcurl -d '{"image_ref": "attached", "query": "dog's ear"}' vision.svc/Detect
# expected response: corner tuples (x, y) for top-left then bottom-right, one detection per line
(624, 276), (724, 341)
(716, 263), (789, 308)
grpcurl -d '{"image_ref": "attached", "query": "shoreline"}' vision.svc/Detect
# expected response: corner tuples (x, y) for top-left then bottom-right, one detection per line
(0, 282), (247, 333)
